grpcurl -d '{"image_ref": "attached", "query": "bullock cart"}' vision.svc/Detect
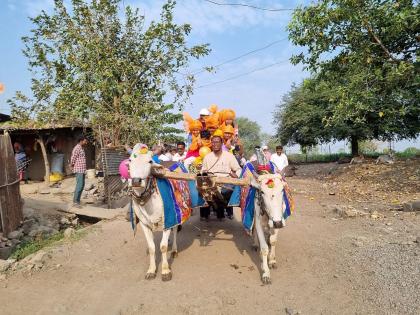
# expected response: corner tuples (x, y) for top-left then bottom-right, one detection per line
(196, 173), (249, 220)
(151, 166), (249, 220)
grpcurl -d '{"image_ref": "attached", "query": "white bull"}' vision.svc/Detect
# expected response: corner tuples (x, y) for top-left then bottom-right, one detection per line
(251, 174), (286, 284)
(128, 150), (178, 281)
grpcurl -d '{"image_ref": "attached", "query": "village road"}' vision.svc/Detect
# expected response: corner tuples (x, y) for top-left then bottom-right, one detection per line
(0, 174), (419, 315)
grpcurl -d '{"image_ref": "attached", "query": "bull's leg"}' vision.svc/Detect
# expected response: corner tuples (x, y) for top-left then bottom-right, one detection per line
(160, 228), (172, 281)
(252, 228), (259, 252)
(140, 221), (156, 280)
(255, 211), (271, 284)
(268, 229), (280, 269)
(171, 226), (178, 258)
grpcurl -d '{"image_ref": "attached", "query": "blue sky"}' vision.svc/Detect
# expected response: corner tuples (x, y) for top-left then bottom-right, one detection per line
(0, 0), (306, 133)
(0, 0), (418, 152)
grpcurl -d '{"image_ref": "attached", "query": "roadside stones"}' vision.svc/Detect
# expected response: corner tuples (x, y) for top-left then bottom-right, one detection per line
(0, 259), (15, 272)
(28, 226), (58, 238)
(370, 211), (380, 219)
(22, 218), (36, 235)
(39, 188), (51, 194)
(7, 229), (23, 240)
(285, 307), (300, 315)
(84, 183), (95, 191)
(63, 227), (75, 239)
(60, 216), (71, 226)
(23, 207), (35, 219)
(331, 205), (368, 218)
(0, 247), (14, 260)
(402, 200), (420, 212)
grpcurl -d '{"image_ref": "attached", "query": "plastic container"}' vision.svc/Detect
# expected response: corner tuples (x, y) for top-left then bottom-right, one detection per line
(86, 169), (96, 179)
(51, 153), (64, 174)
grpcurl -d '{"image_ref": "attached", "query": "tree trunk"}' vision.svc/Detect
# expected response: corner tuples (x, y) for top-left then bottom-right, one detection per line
(350, 136), (359, 157)
(37, 138), (50, 185)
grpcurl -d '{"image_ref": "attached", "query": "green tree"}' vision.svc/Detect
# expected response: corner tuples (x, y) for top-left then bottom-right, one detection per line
(8, 0), (210, 145)
(273, 80), (331, 151)
(288, 0), (419, 155)
(236, 117), (262, 157)
(260, 132), (278, 151)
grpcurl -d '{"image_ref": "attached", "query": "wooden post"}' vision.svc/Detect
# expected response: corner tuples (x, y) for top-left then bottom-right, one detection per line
(37, 137), (50, 185)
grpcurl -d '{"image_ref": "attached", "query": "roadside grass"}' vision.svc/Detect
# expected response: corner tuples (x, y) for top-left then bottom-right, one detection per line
(289, 153), (351, 164)
(289, 149), (419, 164)
(10, 227), (90, 261)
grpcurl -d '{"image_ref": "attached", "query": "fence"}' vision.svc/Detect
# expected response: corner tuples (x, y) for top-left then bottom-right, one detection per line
(0, 133), (23, 235)
(101, 147), (128, 208)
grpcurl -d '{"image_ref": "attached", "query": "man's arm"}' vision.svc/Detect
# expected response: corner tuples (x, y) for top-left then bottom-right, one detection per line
(201, 156), (209, 172)
(283, 154), (289, 168)
(70, 146), (80, 166)
(229, 154), (241, 177)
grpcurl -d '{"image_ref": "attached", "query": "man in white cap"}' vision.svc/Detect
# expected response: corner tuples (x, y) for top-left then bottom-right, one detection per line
(262, 145), (272, 162)
(198, 108), (210, 130)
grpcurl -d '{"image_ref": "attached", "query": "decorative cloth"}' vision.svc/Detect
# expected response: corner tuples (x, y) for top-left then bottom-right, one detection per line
(228, 162), (295, 232)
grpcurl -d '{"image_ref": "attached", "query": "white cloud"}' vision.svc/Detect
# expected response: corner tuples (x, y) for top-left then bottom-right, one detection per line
(7, 0), (16, 11)
(128, 0), (292, 36)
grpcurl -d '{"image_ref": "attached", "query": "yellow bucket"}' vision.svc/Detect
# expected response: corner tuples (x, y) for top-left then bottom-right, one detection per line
(49, 172), (64, 183)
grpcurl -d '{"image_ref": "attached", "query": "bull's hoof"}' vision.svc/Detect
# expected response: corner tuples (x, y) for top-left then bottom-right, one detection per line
(171, 251), (178, 259)
(145, 272), (156, 280)
(268, 262), (277, 269)
(161, 272), (172, 282)
(261, 275), (271, 285)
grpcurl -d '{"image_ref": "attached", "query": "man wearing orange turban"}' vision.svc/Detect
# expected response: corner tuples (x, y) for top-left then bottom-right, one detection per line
(205, 114), (219, 135)
(222, 125), (234, 152)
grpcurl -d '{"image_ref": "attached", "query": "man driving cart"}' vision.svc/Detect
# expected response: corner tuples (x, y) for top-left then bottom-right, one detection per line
(200, 135), (242, 220)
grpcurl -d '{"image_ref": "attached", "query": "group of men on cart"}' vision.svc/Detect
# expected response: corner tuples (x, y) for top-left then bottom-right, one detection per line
(179, 105), (289, 221)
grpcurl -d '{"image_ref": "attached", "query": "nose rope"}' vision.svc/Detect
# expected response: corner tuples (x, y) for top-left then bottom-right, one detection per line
(256, 189), (284, 226)
(130, 177), (155, 206)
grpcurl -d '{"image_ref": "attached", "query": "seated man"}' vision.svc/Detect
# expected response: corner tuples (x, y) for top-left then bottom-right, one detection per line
(201, 135), (242, 220)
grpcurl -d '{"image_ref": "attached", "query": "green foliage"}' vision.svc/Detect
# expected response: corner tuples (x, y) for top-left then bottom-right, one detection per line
(11, 228), (90, 261)
(8, 0), (210, 145)
(236, 117), (262, 157)
(285, 0), (420, 154)
(260, 132), (279, 151)
(288, 153), (352, 164)
(273, 80), (331, 149)
(11, 232), (64, 260)
(395, 147), (420, 158)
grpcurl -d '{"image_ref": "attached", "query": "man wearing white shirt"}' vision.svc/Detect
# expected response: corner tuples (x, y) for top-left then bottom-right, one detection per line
(270, 145), (289, 175)
(173, 142), (187, 162)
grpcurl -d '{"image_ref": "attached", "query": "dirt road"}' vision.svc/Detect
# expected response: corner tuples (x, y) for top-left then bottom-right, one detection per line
(1, 172), (419, 315)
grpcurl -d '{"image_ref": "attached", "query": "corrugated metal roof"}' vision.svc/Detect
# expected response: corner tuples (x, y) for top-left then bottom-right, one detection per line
(0, 113), (11, 123)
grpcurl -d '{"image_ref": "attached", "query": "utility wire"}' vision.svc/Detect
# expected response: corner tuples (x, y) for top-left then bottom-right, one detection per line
(203, 0), (294, 11)
(192, 37), (288, 75)
(197, 59), (289, 88)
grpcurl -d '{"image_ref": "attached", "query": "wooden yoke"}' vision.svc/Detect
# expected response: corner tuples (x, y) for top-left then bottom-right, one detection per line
(212, 176), (250, 186)
(154, 168), (250, 187)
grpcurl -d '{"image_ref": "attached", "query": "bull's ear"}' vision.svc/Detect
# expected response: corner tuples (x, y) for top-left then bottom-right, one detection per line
(250, 176), (261, 190)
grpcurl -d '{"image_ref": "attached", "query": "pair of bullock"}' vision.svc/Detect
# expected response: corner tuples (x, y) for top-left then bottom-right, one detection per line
(128, 147), (288, 284)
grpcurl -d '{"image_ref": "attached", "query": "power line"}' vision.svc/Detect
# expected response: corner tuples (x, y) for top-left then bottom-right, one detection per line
(197, 59), (289, 88)
(203, 0), (294, 12)
(192, 37), (288, 75)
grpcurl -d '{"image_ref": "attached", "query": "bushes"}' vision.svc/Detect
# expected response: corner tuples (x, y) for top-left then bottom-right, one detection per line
(395, 147), (420, 159)
(288, 153), (352, 164)
(288, 148), (419, 164)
